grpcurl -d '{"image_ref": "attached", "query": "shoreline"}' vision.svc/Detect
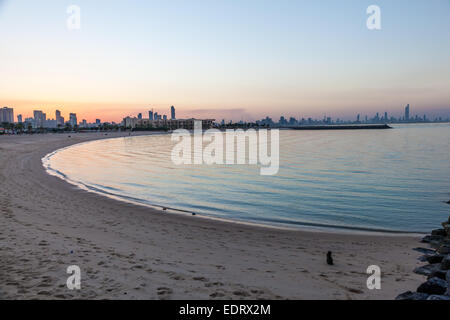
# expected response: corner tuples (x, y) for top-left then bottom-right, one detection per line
(0, 132), (424, 299)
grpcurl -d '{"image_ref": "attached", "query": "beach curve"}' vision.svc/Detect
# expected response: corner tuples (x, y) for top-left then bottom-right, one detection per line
(0, 132), (424, 299)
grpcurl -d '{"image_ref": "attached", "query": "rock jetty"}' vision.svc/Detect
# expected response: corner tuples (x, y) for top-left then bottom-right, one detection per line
(396, 216), (450, 300)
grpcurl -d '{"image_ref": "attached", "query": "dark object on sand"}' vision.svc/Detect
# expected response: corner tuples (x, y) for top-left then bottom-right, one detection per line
(327, 251), (334, 265)
(395, 291), (429, 300)
(417, 277), (447, 295)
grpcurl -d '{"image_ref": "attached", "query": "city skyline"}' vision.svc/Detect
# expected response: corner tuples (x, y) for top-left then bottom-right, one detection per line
(1, 1), (449, 122)
(2, 103), (449, 130)
(2, 101), (450, 124)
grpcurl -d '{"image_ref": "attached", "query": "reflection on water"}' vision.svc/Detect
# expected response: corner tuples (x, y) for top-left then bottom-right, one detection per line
(44, 124), (450, 233)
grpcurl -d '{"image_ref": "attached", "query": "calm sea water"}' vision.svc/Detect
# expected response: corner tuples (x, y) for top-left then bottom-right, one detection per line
(43, 124), (450, 233)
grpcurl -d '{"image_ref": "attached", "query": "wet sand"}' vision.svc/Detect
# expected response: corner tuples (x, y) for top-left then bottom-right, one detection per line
(0, 132), (423, 299)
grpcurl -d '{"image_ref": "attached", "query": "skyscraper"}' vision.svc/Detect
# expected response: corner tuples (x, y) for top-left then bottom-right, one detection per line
(138, 113), (143, 120)
(171, 106), (176, 120)
(0, 107), (14, 123)
(405, 104), (410, 121)
(149, 110), (154, 121)
(33, 110), (45, 128)
(69, 113), (77, 127)
(17, 114), (23, 123)
(56, 110), (64, 127)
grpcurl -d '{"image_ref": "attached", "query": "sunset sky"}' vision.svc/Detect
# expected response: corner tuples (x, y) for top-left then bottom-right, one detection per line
(1, 0), (449, 122)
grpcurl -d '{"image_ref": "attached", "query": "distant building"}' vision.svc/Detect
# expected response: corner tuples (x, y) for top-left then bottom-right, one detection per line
(0, 107), (14, 123)
(56, 110), (64, 127)
(171, 106), (176, 120)
(96, 119), (101, 125)
(405, 104), (410, 121)
(17, 114), (23, 123)
(149, 110), (154, 121)
(33, 110), (45, 128)
(123, 117), (215, 130)
(69, 113), (77, 127)
(138, 113), (143, 120)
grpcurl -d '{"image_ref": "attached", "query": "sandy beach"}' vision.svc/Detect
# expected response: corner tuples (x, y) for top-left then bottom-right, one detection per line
(0, 132), (424, 299)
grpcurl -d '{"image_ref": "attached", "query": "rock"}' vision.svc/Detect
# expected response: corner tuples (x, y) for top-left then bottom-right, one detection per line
(413, 247), (436, 255)
(438, 245), (450, 255)
(422, 235), (443, 243)
(417, 277), (448, 295)
(396, 291), (429, 300)
(430, 241), (443, 249)
(427, 269), (448, 280)
(427, 295), (450, 300)
(432, 229), (447, 236)
(414, 263), (442, 276)
(426, 254), (445, 264)
(447, 271), (450, 296)
(442, 255), (450, 270)
(326, 251), (334, 265)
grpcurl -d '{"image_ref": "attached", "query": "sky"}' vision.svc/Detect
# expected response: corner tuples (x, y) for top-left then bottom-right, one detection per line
(0, 0), (449, 122)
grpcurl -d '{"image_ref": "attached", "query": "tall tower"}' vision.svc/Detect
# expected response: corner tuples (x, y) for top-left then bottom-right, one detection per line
(56, 110), (64, 126)
(69, 113), (77, 127)
(405, 104), (410, 121)
(33, 110), (44, 128)
(0, 107), (14, 123)
(171, 106), (176, 120)
(149, 110), (154, 121)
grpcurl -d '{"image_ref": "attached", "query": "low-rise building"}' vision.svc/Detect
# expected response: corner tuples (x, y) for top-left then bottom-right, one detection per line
(123, 117), (215, 130)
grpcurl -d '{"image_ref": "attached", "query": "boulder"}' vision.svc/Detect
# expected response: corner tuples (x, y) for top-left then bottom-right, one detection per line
(427, 269), (448, 280)
(430, 241), (443, 249)
(427, 295), (450, 300)
(426, 254), (445, 264)
(413, 247), (436, 255)
(432, 229), (447, 236)
(447, 271), (450, 296)
(418, 255), (428, 262)
(417, 277), (448, 295)
(422, 235), (443, 243)
(441, 255), (450, 270)
(438, 245), (450, 255)
(395, 291), (429, 300)
(414, 263), (442, 276)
